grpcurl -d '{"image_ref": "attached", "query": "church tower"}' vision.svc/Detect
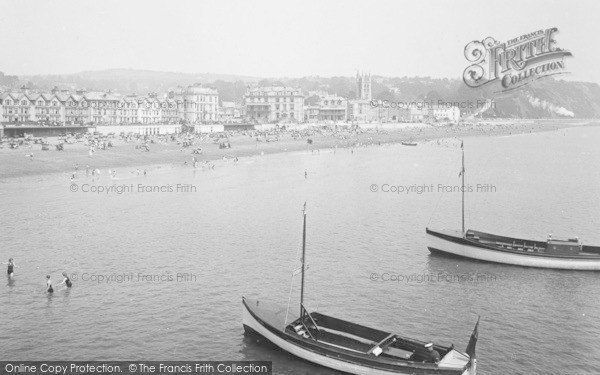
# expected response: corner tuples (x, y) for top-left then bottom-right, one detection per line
(356, 71), (372, 100)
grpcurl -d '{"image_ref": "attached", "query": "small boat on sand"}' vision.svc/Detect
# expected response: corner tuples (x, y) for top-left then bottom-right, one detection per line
(401, 141), (418, 146)
(243, 204), (479, 375)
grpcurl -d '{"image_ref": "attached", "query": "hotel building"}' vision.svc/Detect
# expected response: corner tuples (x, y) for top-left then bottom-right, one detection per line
(304, 93), (348, 122)
(244, 86), (304, 123)
(172, 84), (219, 123)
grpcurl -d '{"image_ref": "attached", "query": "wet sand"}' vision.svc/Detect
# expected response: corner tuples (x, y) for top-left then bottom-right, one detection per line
(0, 120), (597, 180)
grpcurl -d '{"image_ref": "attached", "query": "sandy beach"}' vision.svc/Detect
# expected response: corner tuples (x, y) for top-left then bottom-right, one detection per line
(1, 120), (598, 180)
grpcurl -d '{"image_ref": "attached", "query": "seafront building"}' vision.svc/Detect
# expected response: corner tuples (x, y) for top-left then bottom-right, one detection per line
(303, 93), (347, 123)
(432, 106), (460, 122)
(1, 74), (461, 129)
(304, 105), (319, 123)
(218, 101), (242, 123)
(403, 105), (460, 122)
(243, 86), (304, 123)
(0, 84), (219, 125)
(171, 84), (219, 123)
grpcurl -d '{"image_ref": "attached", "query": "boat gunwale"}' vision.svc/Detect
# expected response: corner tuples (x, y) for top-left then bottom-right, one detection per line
(426, 228), (600, 260)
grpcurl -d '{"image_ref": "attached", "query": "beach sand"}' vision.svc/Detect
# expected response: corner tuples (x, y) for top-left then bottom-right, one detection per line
(1, 120), (597, 180)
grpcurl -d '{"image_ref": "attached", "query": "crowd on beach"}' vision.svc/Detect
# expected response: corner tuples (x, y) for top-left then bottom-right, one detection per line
(0, 120), (580, 180)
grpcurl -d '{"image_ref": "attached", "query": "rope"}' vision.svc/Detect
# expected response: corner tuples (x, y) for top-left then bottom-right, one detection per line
(284, 206), (305, 330)
(283, 272), (295, 330)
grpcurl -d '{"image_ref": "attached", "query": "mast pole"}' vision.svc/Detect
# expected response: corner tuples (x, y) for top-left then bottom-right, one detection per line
(461, 140), (465, 235)
(300, 202), (307, 318)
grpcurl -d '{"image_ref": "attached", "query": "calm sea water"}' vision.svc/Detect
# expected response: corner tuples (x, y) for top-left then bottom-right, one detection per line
(1, 126), (600, 375)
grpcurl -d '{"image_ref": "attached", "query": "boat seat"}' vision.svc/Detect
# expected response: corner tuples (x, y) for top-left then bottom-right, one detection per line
(367, 333), (396, 356)
(316, 330), (372, 353)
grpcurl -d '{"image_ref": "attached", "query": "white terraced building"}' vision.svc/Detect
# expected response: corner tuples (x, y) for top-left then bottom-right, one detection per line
(0, 85), (218, 125)
(244, 86), (304, 123)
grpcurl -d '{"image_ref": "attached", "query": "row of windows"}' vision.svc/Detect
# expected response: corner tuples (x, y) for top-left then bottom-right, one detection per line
(190, 96), (217, 102)
(2, 99), (61, 106)
(4, 109), (30, 114)
(322, 100), (344, 106)
(1, 99), (189, 109)
(247, 97), (301, 103)
(249, 91), (300, 96)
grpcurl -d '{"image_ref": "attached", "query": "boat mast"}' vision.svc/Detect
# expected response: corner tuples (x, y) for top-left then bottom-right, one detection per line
(461, 140), (465, 235)
(300, 202), (307, 318)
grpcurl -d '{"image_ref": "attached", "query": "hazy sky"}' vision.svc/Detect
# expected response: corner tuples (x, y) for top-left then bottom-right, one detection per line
(0, 0), (599, 82)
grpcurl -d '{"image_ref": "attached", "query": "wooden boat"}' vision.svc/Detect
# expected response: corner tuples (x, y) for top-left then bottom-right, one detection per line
(243, 204), (478, 375)
(426, 141), (600, 270)
(401, 141), (417, 146)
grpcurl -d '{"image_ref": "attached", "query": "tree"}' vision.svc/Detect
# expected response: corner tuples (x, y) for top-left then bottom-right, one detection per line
(305, 95), (320, 106)
(0, 71), (19, 87)
(375, 90), (395, 102)
(258, 79), (273, 87)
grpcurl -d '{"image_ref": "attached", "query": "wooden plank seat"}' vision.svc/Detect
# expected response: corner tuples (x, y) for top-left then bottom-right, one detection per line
(315, 329), (373, 353)
(367, 333), (396, 355)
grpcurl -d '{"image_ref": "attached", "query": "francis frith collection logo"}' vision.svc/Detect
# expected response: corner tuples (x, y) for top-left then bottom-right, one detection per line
(463, 27), (572, 92)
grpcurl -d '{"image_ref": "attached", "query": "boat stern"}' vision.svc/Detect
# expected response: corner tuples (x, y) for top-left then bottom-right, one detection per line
(438, 349), (474, 375)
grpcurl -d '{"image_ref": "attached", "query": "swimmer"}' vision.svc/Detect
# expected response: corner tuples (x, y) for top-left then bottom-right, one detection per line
(3, 258), (16, 277)
(46, 275), (54, 293)
(58, 272), (72, 288)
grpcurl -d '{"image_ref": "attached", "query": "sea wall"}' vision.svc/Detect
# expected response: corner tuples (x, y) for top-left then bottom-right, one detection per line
(91, 124), (182, 135)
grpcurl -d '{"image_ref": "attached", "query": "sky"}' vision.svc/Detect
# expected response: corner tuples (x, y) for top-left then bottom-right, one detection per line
(0, 0), (599, 83)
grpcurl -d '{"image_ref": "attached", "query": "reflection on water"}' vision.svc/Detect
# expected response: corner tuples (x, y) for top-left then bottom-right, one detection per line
(6, 275), (15, 288)
(1, 126), (599, 374)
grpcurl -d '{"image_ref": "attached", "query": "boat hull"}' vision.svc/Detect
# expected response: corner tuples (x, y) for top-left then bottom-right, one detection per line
(427, 229), (600, 270)
(242, 298), (472, 375)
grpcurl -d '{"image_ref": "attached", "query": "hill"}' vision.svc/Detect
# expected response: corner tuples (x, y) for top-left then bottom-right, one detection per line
(5, 69), (600, 118)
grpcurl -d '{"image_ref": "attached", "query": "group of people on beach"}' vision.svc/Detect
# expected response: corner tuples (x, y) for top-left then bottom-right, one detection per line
(4, 258), (72, 294)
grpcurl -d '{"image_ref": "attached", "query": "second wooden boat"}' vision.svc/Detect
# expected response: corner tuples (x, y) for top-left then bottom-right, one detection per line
(426, 141), (600, 270)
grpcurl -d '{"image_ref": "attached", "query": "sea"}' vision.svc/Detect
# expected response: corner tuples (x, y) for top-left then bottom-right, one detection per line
(1, 125), (599, 375)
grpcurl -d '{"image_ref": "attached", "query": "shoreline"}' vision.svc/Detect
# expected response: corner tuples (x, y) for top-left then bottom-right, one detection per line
(1, 120), (598, 181)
